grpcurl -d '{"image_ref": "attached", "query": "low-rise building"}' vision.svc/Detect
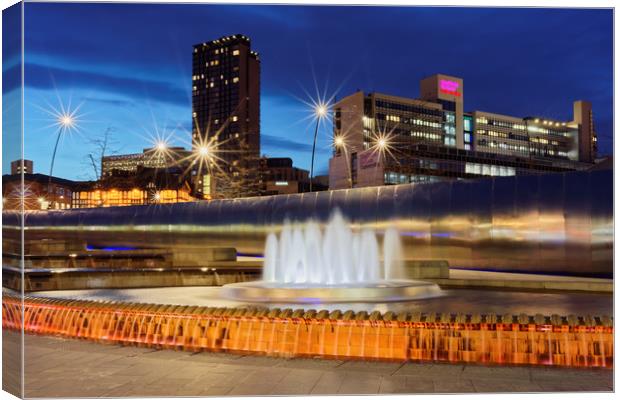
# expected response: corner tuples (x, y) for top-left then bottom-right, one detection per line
(101, 147), (192, 177)
(260, 157), (328, 195)
(2, 172), (76, 210)
(72, 166), (195, 208)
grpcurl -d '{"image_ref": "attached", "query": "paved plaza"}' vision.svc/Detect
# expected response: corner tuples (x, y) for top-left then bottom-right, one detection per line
(2, 330), (613, 397)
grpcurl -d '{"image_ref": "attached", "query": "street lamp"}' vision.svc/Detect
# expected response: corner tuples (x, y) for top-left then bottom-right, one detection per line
(47, 113), (75, 209)
(333, 135), (353, 189)
(190, 143), (215, 199)
(334, 136), (345, 148)
(309, 102), (329, 192)
(198, 145), (210, 158)
(155, 140), (168, 152)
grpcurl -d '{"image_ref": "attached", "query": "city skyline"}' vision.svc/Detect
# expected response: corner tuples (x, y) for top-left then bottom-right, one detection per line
(2, 3), (613, 181)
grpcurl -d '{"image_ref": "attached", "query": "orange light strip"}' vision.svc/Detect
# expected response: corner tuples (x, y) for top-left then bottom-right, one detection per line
(2, 295), (612, 368)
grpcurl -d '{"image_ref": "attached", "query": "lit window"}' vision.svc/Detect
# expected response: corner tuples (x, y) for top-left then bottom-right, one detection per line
(233, 49), (240, 56)
(232, 77), (239, 83)
(464, 118), (472, 132)
(232, 116), (238, 121)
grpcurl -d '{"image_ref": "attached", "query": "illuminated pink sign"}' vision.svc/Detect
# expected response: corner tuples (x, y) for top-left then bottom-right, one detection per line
(439, 79), (461, 97)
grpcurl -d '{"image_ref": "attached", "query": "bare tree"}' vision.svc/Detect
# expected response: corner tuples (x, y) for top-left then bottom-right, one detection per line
(83, 126), (119, 180)
(209, 140), (264, 199)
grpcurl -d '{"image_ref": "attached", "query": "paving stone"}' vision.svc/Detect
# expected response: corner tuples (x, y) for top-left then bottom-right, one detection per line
(101, 381), (145, 397)
(277, 357), (345, 370)
(433, 378), (477, 393)
(229, 383), (276, 395)
(201, 385), (234, 396)
(378, 376), (409, 393)
(270, 384), (315, 395)
(309, 371), (347, 394)
(239, 369), (288, 386)
(395, 362), (465, 377)
(336, 359), (405, 374)
(462, 365), (531, 380)
(471, 378), (542, 393)
(236, 354), (284, 366)
(338, 374), (382, 394)
(401, 376), (436, 393)
(537, 380), (600, 392)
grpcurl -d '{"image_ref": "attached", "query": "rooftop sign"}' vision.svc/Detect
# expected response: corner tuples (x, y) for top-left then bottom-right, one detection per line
(439, 79), (461, 97)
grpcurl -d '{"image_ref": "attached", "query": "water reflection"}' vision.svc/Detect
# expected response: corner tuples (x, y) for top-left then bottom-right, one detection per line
(33, 286), (613, 316)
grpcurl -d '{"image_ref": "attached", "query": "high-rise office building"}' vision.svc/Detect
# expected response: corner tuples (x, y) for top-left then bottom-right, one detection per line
(192, 34), (260, 199)
(329, 74), (597, 189)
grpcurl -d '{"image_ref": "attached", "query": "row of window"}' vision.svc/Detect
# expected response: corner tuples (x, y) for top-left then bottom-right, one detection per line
(465, 162), (516, 177)
(193, 45), (241, 55)
(383, 172), (446, 185)
(526, 125), (572, 137)
(476, 140), (569, 159)
(193, 72), (240, 82)
(477, 129), (547, 143)
(370, 114), (577, 146)
(375, 100), (444, 117)
(410, 131), (442, 141)
(377, 114), (442, 129)
(531, 137), (560, 145)
(192, 77), (240, 90)
(477, 140), (530, 154)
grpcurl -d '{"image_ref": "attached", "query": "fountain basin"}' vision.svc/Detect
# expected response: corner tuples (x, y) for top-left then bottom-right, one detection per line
(221, 279), (442, 303)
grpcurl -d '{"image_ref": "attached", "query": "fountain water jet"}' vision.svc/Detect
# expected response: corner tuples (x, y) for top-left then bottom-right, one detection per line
(222, 210), (442, 303)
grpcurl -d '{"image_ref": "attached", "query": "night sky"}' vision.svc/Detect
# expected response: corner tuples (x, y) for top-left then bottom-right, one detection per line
(2, 3), (613, 180)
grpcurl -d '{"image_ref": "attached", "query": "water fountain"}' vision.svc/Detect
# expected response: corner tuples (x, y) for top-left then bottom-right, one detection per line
(221, 210), (442, 303)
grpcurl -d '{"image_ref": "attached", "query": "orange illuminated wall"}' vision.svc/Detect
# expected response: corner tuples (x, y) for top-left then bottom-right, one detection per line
(2, 295), (613, 368)
(72, 188), (195, 208)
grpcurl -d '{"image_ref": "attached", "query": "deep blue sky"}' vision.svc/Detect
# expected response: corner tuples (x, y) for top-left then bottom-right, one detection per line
(2, 3), (614, 180)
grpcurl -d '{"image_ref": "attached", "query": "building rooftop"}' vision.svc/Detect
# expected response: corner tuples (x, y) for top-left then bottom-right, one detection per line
(2, 173), (79, 187)
(193, 33), (252, 49)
